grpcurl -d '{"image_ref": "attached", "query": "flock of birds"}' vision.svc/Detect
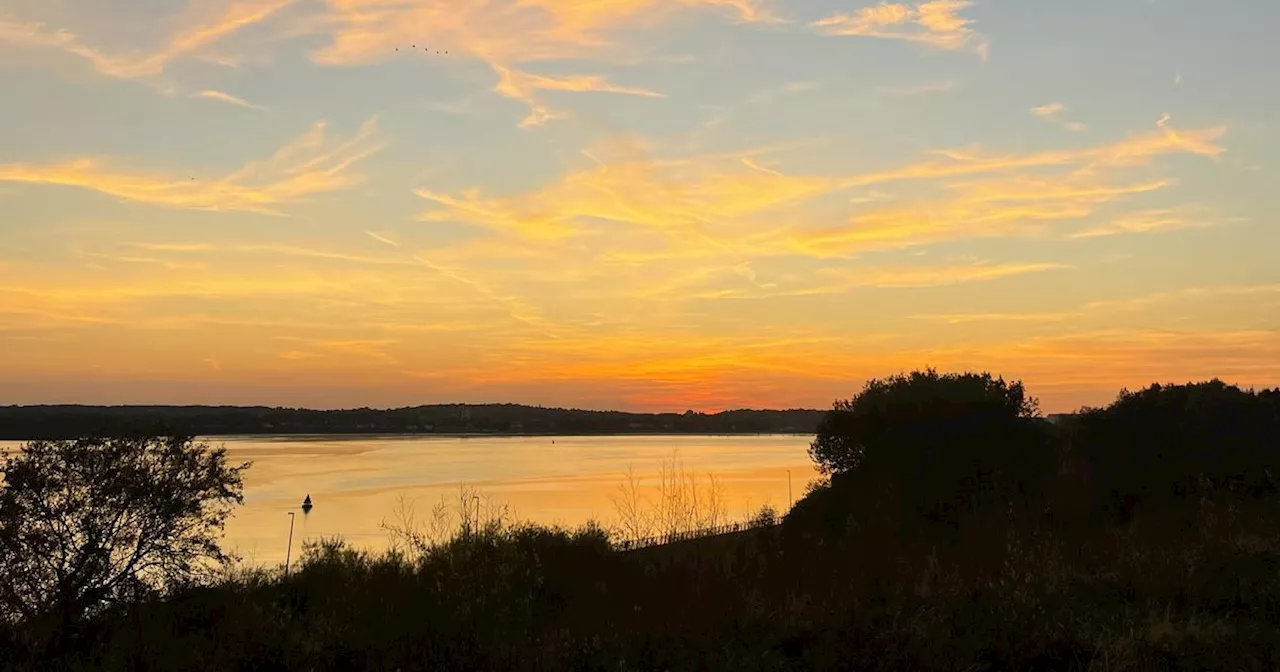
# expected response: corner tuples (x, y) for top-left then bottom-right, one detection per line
(397, 45), (449, 55)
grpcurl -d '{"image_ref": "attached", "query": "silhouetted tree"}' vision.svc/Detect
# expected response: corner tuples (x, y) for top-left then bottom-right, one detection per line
(801, 370), (1052, 542)
(1076, 380), (1280, 522)
(0, 435), (249, 630)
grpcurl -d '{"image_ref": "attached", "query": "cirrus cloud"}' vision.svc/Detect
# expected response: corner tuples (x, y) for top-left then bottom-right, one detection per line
(813, 0), (989, 59)
(0, 0), (294, 82)
(0, 118), (384, 215)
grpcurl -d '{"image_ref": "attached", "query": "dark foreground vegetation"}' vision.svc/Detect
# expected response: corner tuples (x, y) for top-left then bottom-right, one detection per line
(3, 371), (1279, 671)
(0, 404), (826, 440)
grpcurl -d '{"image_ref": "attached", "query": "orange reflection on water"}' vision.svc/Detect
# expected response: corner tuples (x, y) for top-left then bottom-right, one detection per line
(217, 434), (820, 565)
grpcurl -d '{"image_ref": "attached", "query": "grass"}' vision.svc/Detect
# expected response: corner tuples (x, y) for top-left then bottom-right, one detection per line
(7, 489), (1280, 671)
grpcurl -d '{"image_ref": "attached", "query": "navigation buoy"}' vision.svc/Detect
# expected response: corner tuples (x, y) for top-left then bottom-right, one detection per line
(302, 494), (313, 514)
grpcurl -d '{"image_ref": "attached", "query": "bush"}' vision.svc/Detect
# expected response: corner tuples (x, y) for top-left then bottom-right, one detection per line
(799, 369), (1054, 546)
(1077, 380), (1280, 523)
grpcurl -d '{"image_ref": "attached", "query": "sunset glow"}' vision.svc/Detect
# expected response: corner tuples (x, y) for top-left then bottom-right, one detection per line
(2, 0), (1277, 412)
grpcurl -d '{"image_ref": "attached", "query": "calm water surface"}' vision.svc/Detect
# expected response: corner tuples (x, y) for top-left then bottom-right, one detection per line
(0, 434), (819, 565)
(208, 434), (819, 565)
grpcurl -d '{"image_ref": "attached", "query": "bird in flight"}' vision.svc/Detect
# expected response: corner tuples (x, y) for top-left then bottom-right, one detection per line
(396, 45), (447, 55)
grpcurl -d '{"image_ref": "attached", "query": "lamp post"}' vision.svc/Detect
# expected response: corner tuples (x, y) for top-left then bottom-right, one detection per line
(787, 470), (793, 512)
(285, 512), (296, 577)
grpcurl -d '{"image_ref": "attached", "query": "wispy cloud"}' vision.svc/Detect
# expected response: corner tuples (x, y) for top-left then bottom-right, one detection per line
(193, 89), (270, 111)
(822, 261), (1070, 289)
(398, 122), (1223, 330)
(274, 336), (403, 365)
(910, 284), (1280, 324)
(414, 116), (1225, 265)
(740, 157), (784, 177)
(364, 231), (401, 247)
(681, 260), (1070, 300)
(295, 0), (777, 127)
(813, 0), (989, 59)
(1031, 102), (1086, 132)
(125, 242), (411, 266)
(417, 141), (835, 240)
(0, 0), (294, 81)
(0, 118), (384, 214)
(1082, 284), (1280, 313)
(908, 311), (1076, 325)
(422, 97), (479, 117)
(746, 80), (823, 105)
(77, 251), (207, 272)
(879, 80), (959, 96)
(790, 176), (1171, 256)
(784, 117), (1224, 255)
(1069, 208), (1218, 238)
(413, 255), (560, 336)
(491, 65), (664, 128)
(307, 0), (775, 68)
(838, 116), (1224, 187)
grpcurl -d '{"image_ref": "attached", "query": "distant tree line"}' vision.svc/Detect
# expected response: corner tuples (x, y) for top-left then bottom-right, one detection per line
(0, 404), (827, 440)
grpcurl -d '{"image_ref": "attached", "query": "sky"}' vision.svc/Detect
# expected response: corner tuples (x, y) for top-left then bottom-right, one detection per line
(0, 0), (1277, 413)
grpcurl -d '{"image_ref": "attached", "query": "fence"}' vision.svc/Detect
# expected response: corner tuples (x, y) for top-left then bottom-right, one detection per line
(613, 517), (779, 552)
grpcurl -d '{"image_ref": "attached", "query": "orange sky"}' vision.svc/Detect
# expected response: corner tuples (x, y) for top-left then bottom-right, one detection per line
(1, 0), (1277, 412)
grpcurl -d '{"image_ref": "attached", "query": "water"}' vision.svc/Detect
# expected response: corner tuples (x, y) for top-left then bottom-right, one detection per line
(210, 434), (819, 565)
(0, 434), (820, 565)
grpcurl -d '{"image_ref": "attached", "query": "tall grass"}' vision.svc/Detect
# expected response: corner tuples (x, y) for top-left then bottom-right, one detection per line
(611, 451), (731, 544)
(7, 481), (1279, 671)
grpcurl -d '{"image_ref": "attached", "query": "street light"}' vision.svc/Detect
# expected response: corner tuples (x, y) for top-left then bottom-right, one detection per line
(787, 470), (793, 512)
(285, 512), (296, 577)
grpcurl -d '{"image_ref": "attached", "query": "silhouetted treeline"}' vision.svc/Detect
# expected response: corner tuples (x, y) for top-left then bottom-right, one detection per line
(4, 374), (1280, 671)
(0, 404), (826, 440)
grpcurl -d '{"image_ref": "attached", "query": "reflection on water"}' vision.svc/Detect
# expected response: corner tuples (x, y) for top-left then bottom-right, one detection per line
(217, 434), (820, 566)
(1, 435), (822, 567)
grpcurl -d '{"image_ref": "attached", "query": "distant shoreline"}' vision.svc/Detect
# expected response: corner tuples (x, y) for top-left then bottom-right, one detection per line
(204, 431), (817, 440)
(0, 404), (827, 441)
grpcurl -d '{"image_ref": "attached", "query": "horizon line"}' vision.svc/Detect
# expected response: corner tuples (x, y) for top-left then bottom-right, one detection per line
(0, 402), (833, 415)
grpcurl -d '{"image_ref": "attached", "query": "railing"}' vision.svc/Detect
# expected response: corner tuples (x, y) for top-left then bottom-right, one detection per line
(613, 518), (778, 552)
